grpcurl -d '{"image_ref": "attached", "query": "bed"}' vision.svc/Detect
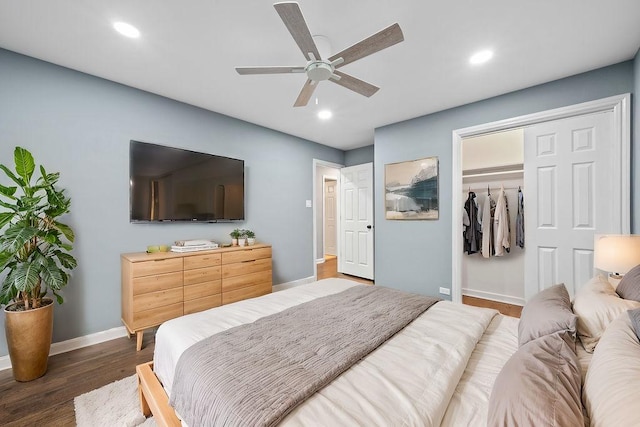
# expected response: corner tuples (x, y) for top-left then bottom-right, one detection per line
(137, 275), (640, 426)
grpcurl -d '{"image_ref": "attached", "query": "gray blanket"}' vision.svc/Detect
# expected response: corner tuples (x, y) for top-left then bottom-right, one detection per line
(169, 285), (440, 427)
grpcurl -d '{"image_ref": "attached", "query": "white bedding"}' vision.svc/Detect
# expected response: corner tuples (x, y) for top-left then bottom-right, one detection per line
(154, 278), (519, 426)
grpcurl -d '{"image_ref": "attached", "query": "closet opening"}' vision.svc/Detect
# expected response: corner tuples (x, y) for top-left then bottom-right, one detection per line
(461, 128), (525, 316)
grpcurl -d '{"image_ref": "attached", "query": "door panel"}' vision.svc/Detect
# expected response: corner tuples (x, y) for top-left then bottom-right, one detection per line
(524, 111), (613, 299)
(339, 163), (374, 280)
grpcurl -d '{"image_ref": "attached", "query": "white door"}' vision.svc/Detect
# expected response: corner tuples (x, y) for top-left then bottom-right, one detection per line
(339, 163), (374, 279)
(324, 179), (337, 256)
(524, 111), (616, 299)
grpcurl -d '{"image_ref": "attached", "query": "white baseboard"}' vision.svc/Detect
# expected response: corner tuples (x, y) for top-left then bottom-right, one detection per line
(316, 258), (325, 264)
(0, 326), (128, 372)
(273, 276), (316, 292)
(462, 288), (525, 306)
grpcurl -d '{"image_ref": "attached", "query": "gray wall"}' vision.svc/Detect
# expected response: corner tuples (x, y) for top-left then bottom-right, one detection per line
(375, 61), (635, 297)
(634, 48), (640, 233)
(344, 145), (374, 166)
(0, 49), (344, 357)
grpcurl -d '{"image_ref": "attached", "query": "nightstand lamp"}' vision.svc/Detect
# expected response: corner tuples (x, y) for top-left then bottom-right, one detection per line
(594, 234), (640, 288)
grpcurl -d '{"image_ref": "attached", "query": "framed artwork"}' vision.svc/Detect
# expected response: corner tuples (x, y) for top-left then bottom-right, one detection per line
(384, 156), (439, 220)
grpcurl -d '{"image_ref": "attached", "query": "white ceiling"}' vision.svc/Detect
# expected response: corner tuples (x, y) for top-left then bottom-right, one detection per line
(1, 1), (639, 150)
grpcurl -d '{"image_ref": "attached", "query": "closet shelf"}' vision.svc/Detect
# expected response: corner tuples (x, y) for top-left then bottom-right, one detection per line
(462, 163), (524, 180)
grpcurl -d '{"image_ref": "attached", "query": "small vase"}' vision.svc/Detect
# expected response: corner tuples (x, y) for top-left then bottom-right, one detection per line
(247, 238), (256, 246)
(238, 238), (246, 247)
(231, 238), (238, 246)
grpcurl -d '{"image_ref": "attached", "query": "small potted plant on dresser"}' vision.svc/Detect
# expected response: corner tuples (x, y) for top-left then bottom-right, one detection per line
(238, 229), (247, 247)
(230, 228), (241, 246)
(0, 147), (77, 382)
(245, 230), (256, 246)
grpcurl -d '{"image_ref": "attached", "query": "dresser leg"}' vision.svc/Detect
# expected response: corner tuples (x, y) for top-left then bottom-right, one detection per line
(136, 331), (144, 351)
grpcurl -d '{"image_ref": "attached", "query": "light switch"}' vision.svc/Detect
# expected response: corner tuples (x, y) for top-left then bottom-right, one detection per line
(305, 200), (312, 208)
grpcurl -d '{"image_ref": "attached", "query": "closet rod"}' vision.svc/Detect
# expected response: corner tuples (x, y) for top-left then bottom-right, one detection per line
(466, 186), (523, 192)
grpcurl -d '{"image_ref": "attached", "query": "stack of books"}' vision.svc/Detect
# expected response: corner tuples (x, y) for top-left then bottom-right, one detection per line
(171, 239), (218, 253)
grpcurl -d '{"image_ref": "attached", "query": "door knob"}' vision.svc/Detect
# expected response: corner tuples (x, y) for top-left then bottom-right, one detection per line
(366, 225), (372, 229)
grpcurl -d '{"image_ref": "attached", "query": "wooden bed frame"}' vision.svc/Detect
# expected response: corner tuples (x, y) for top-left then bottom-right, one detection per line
(136, 361), (181, 427)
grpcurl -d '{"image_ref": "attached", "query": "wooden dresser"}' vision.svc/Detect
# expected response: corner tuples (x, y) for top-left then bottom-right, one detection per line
(121, 244), (272, 350)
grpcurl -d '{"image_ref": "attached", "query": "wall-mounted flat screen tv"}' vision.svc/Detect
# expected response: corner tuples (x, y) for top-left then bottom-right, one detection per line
(130, 141), (244, 222)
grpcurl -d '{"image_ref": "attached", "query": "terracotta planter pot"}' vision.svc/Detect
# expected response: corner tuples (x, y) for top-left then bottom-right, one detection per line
(4, 298), (54, 382)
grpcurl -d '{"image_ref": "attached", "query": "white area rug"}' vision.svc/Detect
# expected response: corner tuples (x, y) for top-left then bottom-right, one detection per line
(74, 374), (156, 427)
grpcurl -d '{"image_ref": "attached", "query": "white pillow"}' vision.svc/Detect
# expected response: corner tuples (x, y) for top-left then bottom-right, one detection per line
(583, 313), (640, 426)
(571, 275), (640, 352)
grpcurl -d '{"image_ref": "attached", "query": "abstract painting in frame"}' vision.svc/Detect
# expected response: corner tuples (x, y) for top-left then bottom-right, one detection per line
(385, 156), (439, 220)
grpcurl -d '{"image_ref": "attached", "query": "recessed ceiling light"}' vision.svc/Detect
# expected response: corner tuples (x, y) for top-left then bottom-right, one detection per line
(113, 22), (140, 38)
(318, 110), (332, 120)
(469, 50), (493, 65)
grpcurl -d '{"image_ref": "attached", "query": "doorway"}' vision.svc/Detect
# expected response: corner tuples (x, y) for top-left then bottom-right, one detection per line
(452, 94), (631, 304)
(313, 160), (342, 281)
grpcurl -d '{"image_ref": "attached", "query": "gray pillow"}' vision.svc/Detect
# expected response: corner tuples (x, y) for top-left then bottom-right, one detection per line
(518, 283), (577, 347)
(629, 307), (640, 340)
(487, 332), (584, 427)
(616, 264), (640, 301)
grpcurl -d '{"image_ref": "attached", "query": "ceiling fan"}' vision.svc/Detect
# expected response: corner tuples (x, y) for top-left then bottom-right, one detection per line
(235, 2), (404, 107)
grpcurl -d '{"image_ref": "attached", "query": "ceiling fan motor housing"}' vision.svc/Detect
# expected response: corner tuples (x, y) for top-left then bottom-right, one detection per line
(306, 61), (334, 81)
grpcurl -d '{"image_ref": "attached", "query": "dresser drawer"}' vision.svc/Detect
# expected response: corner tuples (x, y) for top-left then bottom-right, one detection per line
(184, 280), (222, 301)
(133, 302), (183, 330)
(133, 271), (182, 296)
(184, 266), (221, 285)
(133, 287), (183, 312)
(184, 294), (222, 315)
(184, 253), (221, 270)
(222, 247), (272, 264)
(222, 282), (271, 305)
(131, 258), (183, 278)
(222, 257), (271, 279)
(222, 270), (272, 293)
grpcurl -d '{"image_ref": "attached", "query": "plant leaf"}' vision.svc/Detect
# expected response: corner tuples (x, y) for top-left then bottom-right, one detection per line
(0, 183), (17, 199)
(41, 259), (64, 291)
(54, 221), (75, 243)
(55, 252), (77, 269)
(14, 147), (35, 184)
(0, 164), (25, 187)
(0, 225), (38, 253)
(0, 212), (15, 229)
(13, 263), (41, 293)
(0, 251), (13, 271)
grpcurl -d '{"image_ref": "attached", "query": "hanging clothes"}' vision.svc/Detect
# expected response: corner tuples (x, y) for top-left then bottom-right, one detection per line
(464, 192), (482, 254)
(494, 186), (511, 256)
(516, 188), (525, 248)
(481, 191), (496, 258)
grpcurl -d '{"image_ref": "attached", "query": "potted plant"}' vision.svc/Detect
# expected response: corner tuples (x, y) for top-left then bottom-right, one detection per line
(245, 230), (256, 246)
(238, 229), (247, 247)
(230, 228), (241, 246)
(0, 147), (77, 381)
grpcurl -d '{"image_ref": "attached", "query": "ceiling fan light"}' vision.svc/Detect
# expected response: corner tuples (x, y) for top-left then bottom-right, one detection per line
(306, 62), (334, 82)
(318, 110), (332, 120)
(469, 49), (493, 65)
(113, 22), (140, 38)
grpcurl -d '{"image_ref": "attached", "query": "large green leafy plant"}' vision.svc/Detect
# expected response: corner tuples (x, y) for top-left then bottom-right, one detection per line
(0, 147), (77, 311)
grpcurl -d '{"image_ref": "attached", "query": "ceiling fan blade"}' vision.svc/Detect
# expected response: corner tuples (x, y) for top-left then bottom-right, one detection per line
(235, 66), (305, 75)
(329, 23), (404, 68)
(274, 2), (321, 61)
(293, 79), (318, 107)
(329, 71), (379, 97)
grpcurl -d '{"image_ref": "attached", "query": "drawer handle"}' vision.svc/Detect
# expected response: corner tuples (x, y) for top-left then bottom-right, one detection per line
(241, 260), (256, 264)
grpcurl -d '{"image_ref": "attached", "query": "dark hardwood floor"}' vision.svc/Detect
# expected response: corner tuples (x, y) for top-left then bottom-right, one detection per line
(0, 332), (155, 426)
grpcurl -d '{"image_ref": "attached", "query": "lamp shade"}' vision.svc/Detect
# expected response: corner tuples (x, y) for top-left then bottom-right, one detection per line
(594, 234), (640, 274)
